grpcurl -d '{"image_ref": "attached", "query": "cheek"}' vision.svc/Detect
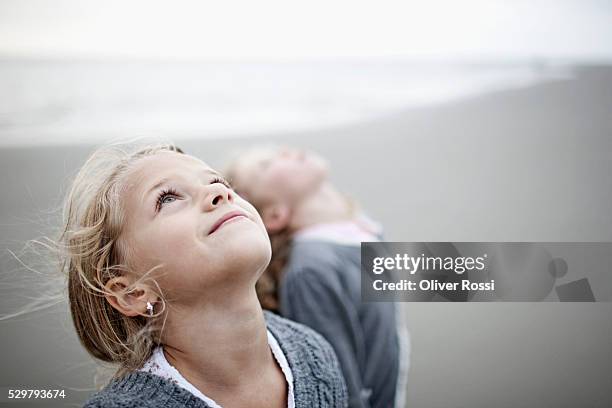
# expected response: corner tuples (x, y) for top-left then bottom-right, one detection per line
(270, 161), (325, 196)
(267, 163), (294, 185)
(265, 162), (306, 195)
(130, 216), (200, 273)
(158, 223), (193, 254)
(132, 220), (216, 294)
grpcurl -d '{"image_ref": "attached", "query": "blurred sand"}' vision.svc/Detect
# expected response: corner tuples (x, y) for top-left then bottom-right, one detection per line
(1, 65), (611, 407)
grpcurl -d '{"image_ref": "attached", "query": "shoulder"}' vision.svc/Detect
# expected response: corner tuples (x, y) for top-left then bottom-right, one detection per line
(283, 242), (344, 283)
(286, 240), (360, 273)
(287, 241), (343, 270)
(83, 382), (143, 408)
(265, 310), (331, 350)
(83, 371), (208, 408)
(282, 241), (361, 298)
(84, 390), (143, 408)
(265, 311), (344, 379)
(265, 311), (348, 406)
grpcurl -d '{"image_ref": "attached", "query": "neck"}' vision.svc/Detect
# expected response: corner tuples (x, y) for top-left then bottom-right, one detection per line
(289, 181), (354, 232)
(160, 285), (272, 390)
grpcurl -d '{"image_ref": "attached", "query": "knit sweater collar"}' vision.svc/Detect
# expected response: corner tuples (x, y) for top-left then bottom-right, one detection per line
(101, 311), (328, 408)
(106, 370), (210, 408)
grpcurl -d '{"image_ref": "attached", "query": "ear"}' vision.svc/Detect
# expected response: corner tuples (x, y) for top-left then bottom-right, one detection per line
(261, 203), (291, 233)
(104, 276), (156, 317)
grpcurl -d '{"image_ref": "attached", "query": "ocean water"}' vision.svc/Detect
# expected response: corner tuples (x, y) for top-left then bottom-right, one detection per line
(0, 59), (572, 146)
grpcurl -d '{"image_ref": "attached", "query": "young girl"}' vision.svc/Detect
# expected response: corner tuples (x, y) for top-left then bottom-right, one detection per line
(59, 143), (347, 407)
(224, 146), (410, 408)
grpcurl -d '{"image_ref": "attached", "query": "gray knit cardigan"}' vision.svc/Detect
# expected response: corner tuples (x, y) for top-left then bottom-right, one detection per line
(83, 311), (348, 407)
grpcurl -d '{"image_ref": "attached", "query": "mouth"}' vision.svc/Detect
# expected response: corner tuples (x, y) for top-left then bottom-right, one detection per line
(208, 210), (248, 235)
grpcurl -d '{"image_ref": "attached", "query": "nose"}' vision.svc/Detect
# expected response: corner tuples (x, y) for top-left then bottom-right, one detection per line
(200, 183), (234, 211)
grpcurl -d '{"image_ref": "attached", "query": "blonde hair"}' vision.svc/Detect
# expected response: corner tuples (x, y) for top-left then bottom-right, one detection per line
(60, 142), (183, 380)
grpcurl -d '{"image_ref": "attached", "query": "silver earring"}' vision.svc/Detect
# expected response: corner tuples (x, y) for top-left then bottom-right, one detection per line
(146, 301), (154, 317)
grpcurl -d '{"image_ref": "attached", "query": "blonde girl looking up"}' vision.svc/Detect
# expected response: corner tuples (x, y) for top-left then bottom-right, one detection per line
(59, 143), (347, 408)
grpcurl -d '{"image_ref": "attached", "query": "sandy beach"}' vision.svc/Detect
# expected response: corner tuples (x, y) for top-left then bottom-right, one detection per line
(1, 64), (611, 407)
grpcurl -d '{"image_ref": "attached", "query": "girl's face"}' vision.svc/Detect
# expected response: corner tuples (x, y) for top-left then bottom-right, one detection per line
(233, 146), (328, 207)
(120, 151), (271, 303)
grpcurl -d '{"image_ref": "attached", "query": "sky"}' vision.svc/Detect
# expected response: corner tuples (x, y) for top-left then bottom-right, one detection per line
(0, 0), (611, 61)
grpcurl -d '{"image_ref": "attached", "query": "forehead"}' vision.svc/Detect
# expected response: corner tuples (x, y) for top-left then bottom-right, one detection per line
(125, 151), (215, 191)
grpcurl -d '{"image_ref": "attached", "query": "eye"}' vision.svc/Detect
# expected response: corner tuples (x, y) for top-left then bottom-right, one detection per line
(155, 188), (179, 212)
(211, 177), (232, 189)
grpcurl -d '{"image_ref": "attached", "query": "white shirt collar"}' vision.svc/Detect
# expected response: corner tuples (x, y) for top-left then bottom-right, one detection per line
(293, 213), (382, 246)
(140, 330), (295, 408)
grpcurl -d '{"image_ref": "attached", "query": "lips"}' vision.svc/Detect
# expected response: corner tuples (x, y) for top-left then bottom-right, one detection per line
(208, 210), (248, 235)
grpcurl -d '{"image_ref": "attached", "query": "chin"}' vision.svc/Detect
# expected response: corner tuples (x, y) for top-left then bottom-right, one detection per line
(223, 230), (272, 277)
